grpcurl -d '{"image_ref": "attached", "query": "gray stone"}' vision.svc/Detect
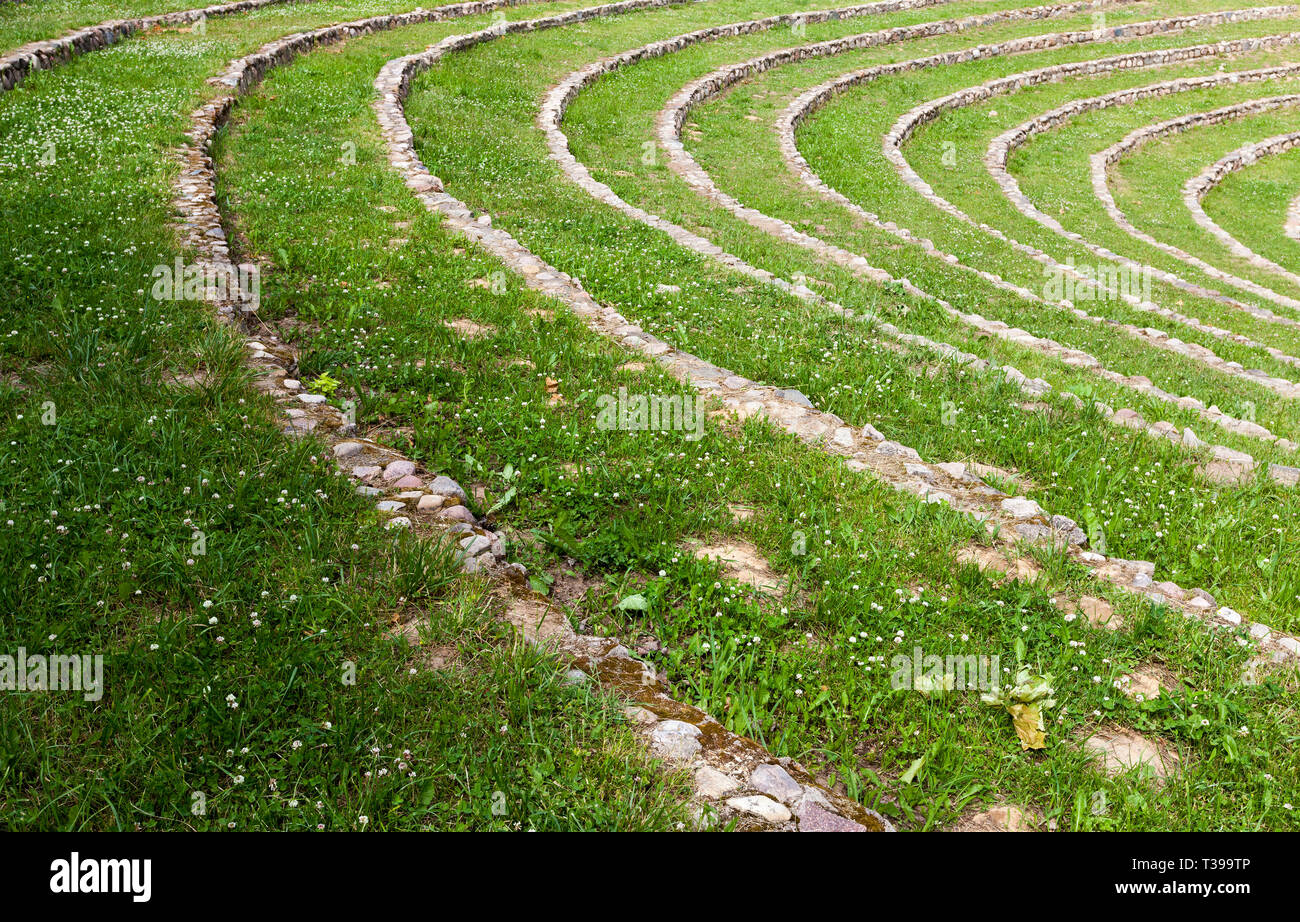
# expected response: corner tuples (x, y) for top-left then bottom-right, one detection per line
(1001, 496), (1043, 519)
(436, 504), (475, 524)
(382, 460), (415, 481)
(726, 794), (791, 824)
(428, 475), (467, 502)
(649, 720), (702, 762)
(694, 766), (739, 799)
(750, 763), (803, 804)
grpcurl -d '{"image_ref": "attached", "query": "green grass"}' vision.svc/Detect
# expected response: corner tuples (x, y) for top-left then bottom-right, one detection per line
(207, 0), (1300, 828)
(0, 0), (690, 832)
(1104, 95), (1300, 301)
(4, 0), (1300, 832)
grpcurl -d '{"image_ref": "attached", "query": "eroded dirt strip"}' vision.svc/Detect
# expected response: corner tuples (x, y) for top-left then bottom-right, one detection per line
(170, 0), (894, 832)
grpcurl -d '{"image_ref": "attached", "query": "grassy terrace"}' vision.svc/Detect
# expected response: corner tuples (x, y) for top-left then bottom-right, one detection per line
(215, 0), (1300, 829)
(1103, 96), (1300, 299)
(401, 0), (1300, 625)
(2, 0), (1298, 831)
(0, 0), (692, 831)
(816, 23), (1300, 349)
(944, 55), (1300, 305)
(714, 10), (1300, 377)
(1203, 136), (1300, 269)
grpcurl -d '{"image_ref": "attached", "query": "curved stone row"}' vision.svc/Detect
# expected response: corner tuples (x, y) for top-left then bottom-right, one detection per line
(1092, 94), (1300, 307)
(369, 1), (1300, 682)
(1184, 130), (1300, 289)
(622, 10), (1300, 463)
(884, 26), (1300, 345)
(780, 28), (1300, 383)
(988, 68), (1300, 312)
(166, 0), (894, 833)
(780, 88), (1300, 450)
(0, 0), (308, 92)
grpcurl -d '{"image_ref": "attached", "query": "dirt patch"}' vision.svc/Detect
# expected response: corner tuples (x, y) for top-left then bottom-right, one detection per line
(502, 596), (575, 646)
(1118, 663), (1175, 702)
(954, 804), (1041, 832)
(445, 318), (495, 339)
(1082, 726), (1179, 781)
(1198, 460), (1253, 485)
(957, 545), (1040, 584)
(728, 503), (756, 523)
(1053, 594), (1123, 630)
(692, 541), (783, 594)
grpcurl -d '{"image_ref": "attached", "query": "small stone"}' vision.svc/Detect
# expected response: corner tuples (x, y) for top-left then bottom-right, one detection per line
(392, 474), (423, 489)
(382, 460), (416, 481)
(796, 801), (866, 832)
(459, 535), (491, 557)
(649, 720), (702, 761)
(694, 766), (739, 799)
(1216, 607), (1242, 626)
(1000, 496), (1043, 519)
(436, 505), (475, 524)
(750, 763), (803, 804)
(333, 441), (364, 458)
(417, 493), (445, 511)
(428, 475), (467, 501)
(726, 795), (792, 824)
(376, 500), (405, 512)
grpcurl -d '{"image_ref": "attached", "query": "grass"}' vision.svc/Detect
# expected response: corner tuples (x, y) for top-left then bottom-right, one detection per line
(3, 0), (1299, 831)
(0, 0), (691, 831)
(211, 0), (1300, 828)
